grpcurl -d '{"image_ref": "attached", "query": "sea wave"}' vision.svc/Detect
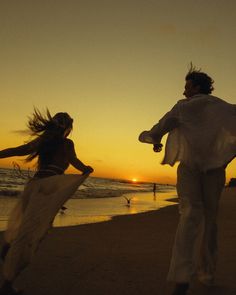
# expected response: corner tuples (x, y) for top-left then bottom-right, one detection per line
(0, 168), (175, 199)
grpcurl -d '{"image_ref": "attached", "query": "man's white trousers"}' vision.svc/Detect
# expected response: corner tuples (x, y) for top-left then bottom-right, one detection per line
(167, 163), (225, 283)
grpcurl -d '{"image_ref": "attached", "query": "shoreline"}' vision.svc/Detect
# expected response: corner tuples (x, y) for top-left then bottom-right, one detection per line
(0, 190), (178, 230)
(0, 188), (235, 295)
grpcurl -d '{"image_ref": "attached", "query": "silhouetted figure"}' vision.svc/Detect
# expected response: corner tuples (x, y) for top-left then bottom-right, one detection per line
(153, 183), (157, 198)
(0, 109), (93, 295)
(139, 65), (236, 295)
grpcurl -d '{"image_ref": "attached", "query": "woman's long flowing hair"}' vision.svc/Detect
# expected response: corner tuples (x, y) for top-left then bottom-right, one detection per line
(25, 108), (73, 166)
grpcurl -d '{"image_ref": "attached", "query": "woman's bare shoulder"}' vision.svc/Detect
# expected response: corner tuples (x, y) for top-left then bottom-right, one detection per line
(63, 138), (76, 151)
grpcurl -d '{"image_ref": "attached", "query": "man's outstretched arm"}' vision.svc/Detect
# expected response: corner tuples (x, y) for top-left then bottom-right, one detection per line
(139, 105), (180, 153)
(151, 116), (179, 152)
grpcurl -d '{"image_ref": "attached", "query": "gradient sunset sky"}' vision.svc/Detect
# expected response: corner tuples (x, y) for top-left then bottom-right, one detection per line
(0, 0), (235, 184)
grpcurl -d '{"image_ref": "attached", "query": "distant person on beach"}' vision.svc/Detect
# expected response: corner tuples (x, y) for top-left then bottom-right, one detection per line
(0, 109), (93, 295)
(139, 65), (236, 295)
(153, 183), (157, 197)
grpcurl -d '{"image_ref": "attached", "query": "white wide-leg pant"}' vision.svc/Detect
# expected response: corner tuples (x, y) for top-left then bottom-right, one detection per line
(3, 173), (88, 281)
(167, 163), (225, 283)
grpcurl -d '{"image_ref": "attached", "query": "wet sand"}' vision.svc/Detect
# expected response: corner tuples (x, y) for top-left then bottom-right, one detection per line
(0, 188), (235, 295)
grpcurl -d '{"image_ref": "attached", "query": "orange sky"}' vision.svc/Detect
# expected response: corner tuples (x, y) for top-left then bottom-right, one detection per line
(0, 0), (236, 184)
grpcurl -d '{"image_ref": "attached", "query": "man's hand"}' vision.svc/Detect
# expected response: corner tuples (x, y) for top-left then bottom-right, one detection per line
(153, 143), (163, 152)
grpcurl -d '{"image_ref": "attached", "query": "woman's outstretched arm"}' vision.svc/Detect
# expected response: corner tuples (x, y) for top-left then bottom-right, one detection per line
(66, 139), (94, 174)
(0, 142), (36, 159)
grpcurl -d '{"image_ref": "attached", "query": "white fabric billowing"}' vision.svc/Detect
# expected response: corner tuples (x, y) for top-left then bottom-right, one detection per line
(139, 95), (236, 171)
(3, 173), (88, 281)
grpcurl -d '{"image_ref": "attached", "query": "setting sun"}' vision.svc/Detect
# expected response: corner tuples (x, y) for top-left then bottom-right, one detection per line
(132, 178), (137, 183)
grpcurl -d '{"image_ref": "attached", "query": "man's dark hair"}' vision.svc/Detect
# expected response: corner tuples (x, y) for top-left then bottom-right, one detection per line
(185, 64), (214, 94)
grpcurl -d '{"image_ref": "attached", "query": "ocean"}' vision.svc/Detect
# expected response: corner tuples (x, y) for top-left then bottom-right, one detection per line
(0, 168), (177, 229)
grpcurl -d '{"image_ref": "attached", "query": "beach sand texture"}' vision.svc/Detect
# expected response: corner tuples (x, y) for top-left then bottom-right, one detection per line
(0, 188), (235, 295)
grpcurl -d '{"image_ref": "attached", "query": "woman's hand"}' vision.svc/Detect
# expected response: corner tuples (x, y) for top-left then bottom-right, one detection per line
(83, 165), (94, 174)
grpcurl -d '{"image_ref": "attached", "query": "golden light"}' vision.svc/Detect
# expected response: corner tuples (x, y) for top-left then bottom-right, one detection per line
(132, 178), (137, 182)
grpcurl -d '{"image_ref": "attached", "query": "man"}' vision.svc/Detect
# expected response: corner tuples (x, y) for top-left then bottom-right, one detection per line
(139, 66), (236, 295)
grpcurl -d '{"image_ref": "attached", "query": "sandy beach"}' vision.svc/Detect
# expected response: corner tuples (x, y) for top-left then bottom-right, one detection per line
(0, 188), (235, 295)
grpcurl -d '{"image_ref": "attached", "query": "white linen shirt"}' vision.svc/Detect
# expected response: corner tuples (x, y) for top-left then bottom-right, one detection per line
(139, 94), (236, 171)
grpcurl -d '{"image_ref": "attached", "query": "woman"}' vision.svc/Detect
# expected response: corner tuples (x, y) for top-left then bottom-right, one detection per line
(0, 109), (93, 295)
